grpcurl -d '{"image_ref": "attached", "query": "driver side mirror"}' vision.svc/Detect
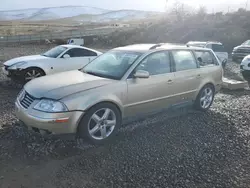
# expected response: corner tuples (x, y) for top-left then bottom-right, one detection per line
(63, 54), (70, 58)
(134, 70), (150, 79)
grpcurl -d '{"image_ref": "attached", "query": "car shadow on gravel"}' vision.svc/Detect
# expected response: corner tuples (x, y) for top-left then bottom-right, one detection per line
(49, 109), (250, 188)
(0, 106), (249, 188)
(220, 88), (250, 97)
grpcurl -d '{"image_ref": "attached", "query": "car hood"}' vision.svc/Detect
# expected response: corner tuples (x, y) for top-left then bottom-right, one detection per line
(24, 70), (114, 99)
(4, 55), (49, 66)
(236, 45), (250, 49)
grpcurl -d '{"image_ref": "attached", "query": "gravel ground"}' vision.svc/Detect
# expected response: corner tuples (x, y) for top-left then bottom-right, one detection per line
(0, 48), (250, 188)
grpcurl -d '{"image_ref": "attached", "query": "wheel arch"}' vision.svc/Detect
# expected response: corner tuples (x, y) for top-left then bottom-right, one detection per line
(24, 66), (46, 75)
(84, 100), (123, 116)
(76, 100), (123, 134)
(195, 82), (215, 99)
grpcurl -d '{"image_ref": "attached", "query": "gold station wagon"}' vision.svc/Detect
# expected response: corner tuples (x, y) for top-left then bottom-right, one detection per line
(15, 43), (223, 144)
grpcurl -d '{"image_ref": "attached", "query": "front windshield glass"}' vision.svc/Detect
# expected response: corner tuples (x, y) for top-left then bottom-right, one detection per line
(243, 40), (250, 45)
(83, 50), (142, 80)
(42, 46), (67, 58)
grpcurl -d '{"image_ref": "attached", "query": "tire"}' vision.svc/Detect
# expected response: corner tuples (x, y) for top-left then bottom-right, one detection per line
(194, 84), (215, 111)
(78, 102), (122, 145)
(22, 68), (45, 83)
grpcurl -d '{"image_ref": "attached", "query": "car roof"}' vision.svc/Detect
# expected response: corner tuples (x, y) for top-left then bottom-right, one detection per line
(113, 44), (158, 52)
(112, 43), (212, 53)
(60, 44), (102, 54)
(187, 41), (223, 45)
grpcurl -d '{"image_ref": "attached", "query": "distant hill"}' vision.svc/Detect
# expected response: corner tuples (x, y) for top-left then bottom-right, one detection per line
(65, 10), (162, 23)
(0, 6), (162, 22)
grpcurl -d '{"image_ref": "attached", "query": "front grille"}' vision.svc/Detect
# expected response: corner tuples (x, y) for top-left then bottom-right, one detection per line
(18, 90), (35, 109)
(236, 48), (250, 54)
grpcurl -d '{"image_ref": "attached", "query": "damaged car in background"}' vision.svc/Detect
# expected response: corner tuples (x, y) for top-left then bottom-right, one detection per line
(232, 40), (250, 62)
(1, 45), (102, 83)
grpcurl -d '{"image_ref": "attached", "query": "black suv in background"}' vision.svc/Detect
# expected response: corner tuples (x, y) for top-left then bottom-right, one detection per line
(232, 40), (250, 62)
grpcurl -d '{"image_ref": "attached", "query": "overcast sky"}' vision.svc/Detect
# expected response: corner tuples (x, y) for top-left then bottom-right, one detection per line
(0, 0), (248, 12)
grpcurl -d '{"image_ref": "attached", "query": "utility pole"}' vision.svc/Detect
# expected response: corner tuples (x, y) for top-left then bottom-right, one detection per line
(165, 0), (168, 12)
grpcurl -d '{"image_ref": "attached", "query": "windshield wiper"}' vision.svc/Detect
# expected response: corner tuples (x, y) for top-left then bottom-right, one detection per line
(85, 71), (104, 78)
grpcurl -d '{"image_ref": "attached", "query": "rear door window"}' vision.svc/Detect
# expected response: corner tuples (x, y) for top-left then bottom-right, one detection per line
(212, 44), (225, 52)
(171, 50), (198, 71)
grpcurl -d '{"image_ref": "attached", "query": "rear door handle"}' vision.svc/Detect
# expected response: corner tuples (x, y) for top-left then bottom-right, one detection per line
(196, 74), (201, 78)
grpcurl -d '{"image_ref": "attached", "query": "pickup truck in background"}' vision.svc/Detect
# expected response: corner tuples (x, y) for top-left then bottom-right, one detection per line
(232, 40), (250, 62)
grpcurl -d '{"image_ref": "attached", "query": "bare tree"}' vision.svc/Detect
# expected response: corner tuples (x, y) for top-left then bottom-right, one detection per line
(171, 0), (192, 21)
(197, 5), (207, 16)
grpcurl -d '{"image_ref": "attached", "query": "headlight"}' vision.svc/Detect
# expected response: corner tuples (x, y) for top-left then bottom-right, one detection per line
(34, 99), (68, 112)
(9, 61), (27, 69)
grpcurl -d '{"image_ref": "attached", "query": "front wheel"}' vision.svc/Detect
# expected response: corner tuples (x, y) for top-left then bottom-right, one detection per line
(78, 103), (122, 145)
(194, 85), (215, 111)
(23, 68), (45, 83)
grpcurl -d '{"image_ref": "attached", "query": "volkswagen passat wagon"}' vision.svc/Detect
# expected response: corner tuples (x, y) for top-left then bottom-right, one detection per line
(15, 43), (223, 144)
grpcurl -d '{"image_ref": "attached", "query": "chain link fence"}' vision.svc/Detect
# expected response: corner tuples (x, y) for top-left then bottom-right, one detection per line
(0, 27), (135, 44)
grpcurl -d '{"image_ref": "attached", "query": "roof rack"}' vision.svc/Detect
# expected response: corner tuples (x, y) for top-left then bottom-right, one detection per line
(149, 43), (186, 50)
(149, 43), (165, 50)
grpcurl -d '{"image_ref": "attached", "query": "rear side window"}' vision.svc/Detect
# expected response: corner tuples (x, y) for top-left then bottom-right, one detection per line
(172, 50), (197, 71)
(194, 51), (216, 67)
(212, 44), (225, 52)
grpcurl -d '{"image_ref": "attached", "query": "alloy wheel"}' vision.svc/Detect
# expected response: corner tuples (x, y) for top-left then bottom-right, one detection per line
(24, 69), (42, 81)
(87, 108), (116, 140)
(200, 87), (213, 109)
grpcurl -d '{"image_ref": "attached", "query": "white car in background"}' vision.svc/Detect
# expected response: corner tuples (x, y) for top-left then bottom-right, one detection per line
(187, 41), (229, 67)
(2, 45), (102, 83)
(240, 55), (250, 81)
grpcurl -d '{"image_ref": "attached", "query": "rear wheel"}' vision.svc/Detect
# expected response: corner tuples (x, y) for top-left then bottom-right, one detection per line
(78, 102), (121, 145)
(23, 68), (45, 83)
(194, 85), (215, 111)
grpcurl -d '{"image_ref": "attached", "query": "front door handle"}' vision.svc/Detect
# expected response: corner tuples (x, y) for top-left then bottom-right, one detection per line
(196, 74), (201, 78)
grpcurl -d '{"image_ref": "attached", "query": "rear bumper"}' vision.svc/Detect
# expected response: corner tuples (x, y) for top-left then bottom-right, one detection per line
(15, 100), (84, 135)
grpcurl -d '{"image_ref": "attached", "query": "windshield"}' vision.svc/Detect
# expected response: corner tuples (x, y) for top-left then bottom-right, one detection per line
(242, 40), (250, 45)
(83, 50), (142, 80)
(42, 46), (67, 58)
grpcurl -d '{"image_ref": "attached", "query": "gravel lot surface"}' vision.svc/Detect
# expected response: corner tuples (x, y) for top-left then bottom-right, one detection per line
(0, 46), (250, 188)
